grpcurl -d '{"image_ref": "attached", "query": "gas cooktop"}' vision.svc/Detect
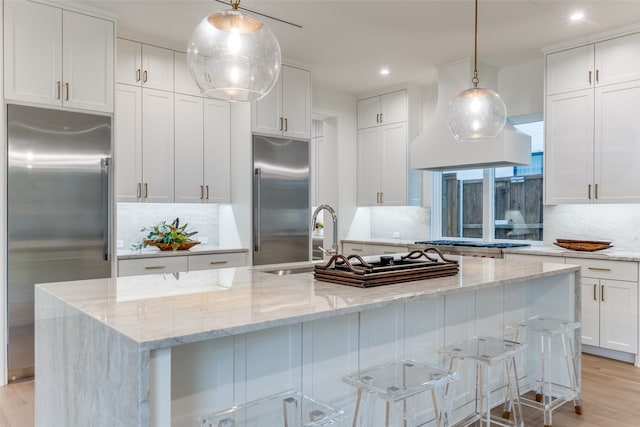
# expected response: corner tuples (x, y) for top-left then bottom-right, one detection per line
(414, 240), (530, 249)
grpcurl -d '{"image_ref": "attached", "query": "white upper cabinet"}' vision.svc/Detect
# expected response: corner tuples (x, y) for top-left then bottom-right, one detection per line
(203, 99), (231, 203)
(174, 51), (202, 96)
(4, 0), (114, 113)
(252, 64), (311, 139)
(546, 32), (640, 95)
(142, 89), (175, 203)
(174, 94), (204, 203)
(115, 84), (143, 203)
(116, 38), (174, 92)
(357, 90), (407, 129)
(545, 30), (640, 204)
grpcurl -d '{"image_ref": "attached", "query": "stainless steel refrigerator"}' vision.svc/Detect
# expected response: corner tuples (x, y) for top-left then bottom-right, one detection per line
(253, 135), (310, 265)
(7, 104), (112, 381)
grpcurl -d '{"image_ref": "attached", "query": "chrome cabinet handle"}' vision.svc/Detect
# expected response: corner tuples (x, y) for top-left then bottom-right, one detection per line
(200, 185), (205, 200)
(136, 69), (141, 82)
(209, 261), (228, 265)
(279, 117), (284, 131)
(601, 284), (605, 302)
(144, 183), (148, 199)
(205, 185), (209, 200)
(379, 113), (383, 123)
(351, 248), (364, 252)
(57, 81), (61, 99)
(588, 184), (591, 199)
(145, 265), (166, 270)
(143, 70), (148, 83)
(593, 284), (597, 301)
(595, 183), (598, 199)
(588, 70), (592, 85)
(254, 168), (262, 252)
(596, 69), (599, 83)
(587, 267), (611, 271)
(137, 183), (142, 198)
(376, 113), (380, 123)
(65, 82), (69, 101)
(284, 118), (288, 132)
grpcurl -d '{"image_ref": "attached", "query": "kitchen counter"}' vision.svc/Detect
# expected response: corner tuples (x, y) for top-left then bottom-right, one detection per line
(117, 245), (248, 260)
(35, 257), (580, 426)
(340, 238), (417, 247)
(503, 244), (640, 262)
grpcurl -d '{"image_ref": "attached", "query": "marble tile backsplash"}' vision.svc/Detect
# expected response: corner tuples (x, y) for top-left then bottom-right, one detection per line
(347, 206), (430, 241)
(117, 203), (219, 249)
(544, 204), (640, 250)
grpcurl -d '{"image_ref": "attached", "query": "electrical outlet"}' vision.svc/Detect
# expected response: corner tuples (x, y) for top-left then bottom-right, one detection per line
(117, 240), (123, 248)
(392, 232), (401, 239)
(200, 236), (208, 244)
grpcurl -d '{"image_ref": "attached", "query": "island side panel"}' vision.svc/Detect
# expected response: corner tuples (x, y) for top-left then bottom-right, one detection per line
(35, 287), (147, 427)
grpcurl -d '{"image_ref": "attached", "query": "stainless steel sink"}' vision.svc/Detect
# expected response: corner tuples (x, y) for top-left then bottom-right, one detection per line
(263, 266), (315, 275)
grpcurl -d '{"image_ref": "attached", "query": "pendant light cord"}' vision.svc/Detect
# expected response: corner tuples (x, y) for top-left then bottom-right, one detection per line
(472, 0), (479, 88)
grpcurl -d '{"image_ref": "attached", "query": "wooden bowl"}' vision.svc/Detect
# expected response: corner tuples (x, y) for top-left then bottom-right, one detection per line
(145, 240), (200, 251)
(553, 239), (612, 252)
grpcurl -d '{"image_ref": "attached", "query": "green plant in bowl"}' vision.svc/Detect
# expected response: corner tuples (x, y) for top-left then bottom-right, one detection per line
(132, 217), (199, 251)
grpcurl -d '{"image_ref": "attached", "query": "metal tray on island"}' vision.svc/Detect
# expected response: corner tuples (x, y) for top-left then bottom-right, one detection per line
(314, 248), (459, 288)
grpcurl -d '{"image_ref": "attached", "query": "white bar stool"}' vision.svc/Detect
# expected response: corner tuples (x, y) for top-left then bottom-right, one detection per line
(343, 359), (459, 427)
(516, 316), (582, 427)
(441, 336), (526, 427)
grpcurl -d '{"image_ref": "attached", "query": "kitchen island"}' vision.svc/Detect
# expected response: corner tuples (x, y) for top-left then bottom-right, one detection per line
(35, 256), (580, 426)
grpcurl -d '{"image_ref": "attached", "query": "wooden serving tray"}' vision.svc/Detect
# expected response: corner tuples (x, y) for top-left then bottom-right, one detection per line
(314, 249), (459, 288)
(553, 239), (612, 252)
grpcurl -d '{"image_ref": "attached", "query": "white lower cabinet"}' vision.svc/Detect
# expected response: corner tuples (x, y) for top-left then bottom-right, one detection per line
(341, 242), (409, 257)
(503, 253), (565, 264)
(566, 257), (638, 353)
(118, 252), (247, 277)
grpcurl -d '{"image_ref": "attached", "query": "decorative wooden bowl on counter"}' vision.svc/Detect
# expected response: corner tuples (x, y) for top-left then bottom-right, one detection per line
(144, 240), (201, 251)
(553, 238), (612, 252)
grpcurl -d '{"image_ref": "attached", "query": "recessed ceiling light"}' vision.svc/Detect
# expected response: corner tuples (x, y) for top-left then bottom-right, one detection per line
(380, 68), (390, 76)
(570, 12), (584, 21)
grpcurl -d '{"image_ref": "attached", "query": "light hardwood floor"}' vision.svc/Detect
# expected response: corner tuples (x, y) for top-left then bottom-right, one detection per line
(0, 354), (639, 426)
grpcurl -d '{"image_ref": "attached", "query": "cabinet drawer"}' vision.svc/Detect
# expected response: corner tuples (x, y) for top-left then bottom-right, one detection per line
(565, 257), (638, 281)
(342, 242), (373, 256)
(504, 253), (564, 264)
(373, 244), (408, 255)
(188, 253), (246, 271)
(118, 257), (188, 277)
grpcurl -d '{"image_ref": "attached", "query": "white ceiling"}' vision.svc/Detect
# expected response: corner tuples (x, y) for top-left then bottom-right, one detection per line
(71, 0), (640, 95)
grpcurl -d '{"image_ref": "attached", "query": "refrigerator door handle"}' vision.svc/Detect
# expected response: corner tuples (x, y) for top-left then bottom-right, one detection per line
(101, 158), (112, 262)
(254, 167), (262, 252)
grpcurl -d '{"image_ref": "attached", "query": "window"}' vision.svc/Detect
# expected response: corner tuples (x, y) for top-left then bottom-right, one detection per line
(437, 119), (544, 242)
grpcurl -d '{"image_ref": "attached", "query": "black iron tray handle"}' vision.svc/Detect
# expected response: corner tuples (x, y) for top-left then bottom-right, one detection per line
(401, 248), (459, 264)
(316, 254), (374, 274)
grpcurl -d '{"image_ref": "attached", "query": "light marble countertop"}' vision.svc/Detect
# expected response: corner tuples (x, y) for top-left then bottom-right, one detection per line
(36, 256), (578, 351)
(502, 245), (640, 262)
(340, 238), (417, 246)
(117, 245), (249, 260)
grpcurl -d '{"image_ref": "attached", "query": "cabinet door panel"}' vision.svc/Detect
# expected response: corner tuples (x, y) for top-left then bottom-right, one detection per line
(142, 44), (174, 91)
(174, 94), (204, 203)
(545, 90), (594, 204)
(174, 51), (202, 96)
(546, 45), (593, 95)
(581, 279), (600, 346)
(594, 81), (640, 203)
(357, 97), (380, 129)
(595, 32), (640, 87)
(357, 127), (381, 206)
(204, 100), (231, 203)
(116, 38), (141, 85)
(252, 73), (282, 136)
(115, 84), (142, 202)
(600, 279), (638, 353)
(281, 66), (311, 139)
(4, 0), (62, 105)
(142, 89), (174, 202)
(62, 11), (114, 112)
(341, 242), (373, 256)
(380, 123), (407, 205)
(380, 90), (407, 125)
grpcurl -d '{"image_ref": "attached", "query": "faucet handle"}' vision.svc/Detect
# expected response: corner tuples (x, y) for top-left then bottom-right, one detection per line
(318, 246), (337, 257)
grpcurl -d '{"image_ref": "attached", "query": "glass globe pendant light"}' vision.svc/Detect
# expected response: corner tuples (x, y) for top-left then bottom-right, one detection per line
(187, 0), (281, 102)
(448, 0), (506, 141)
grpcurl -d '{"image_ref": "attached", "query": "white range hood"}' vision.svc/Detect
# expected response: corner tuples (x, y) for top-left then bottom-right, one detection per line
(411, 59), (531, 171)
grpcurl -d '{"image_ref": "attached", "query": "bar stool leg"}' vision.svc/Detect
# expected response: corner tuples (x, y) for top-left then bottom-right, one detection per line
(561, 331), (583, 414)
(543, 335), (553, 427)
(352, 389), (362, 427)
